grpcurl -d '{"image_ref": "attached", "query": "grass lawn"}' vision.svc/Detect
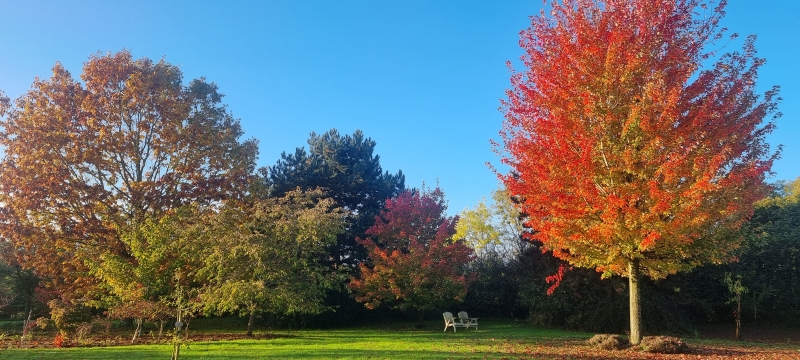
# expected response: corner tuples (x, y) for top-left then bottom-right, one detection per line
(1, 319), (798, 359)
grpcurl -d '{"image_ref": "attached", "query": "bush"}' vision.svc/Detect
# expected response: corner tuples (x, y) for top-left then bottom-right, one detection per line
(587, 334), (628, 350)
(639, 336), (689, 354)
(47, 300), (92, 334)
(36, 317), (54, 330)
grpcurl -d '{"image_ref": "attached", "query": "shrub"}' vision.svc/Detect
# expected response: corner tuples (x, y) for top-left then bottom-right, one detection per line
(36, 317), (54, 330)
(639, 336), (689, 354)
(48, 300), (92, 334)
(587, 334), (628, 350)
(53, 333), (64, 348)
(75, 322), (92, 342)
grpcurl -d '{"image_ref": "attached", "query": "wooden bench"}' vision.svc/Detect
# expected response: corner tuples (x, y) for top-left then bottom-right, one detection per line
(458, 311), (478, 330)
(443, 312), (467, 332)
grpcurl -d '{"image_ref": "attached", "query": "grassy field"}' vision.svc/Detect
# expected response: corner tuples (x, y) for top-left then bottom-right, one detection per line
(0, 319), (798, 359)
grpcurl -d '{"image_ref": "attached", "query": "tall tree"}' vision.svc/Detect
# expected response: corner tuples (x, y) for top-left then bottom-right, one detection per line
(734, 178), (800, 324)
(499, 0), (779, 344)
(268, 129), (405, 267)
(349, 187), (475, 319)
(197, 188), (345, 336)
(0, 50), (258, 301)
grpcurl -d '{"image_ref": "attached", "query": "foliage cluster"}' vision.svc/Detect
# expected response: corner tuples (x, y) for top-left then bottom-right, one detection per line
(498, 0), (779, 344)
(349, 187), (475, 316)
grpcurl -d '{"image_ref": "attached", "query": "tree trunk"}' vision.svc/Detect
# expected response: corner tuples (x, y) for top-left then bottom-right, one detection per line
(158, 320), (165, 340)
(628, 259), (641, 345)
(131, 318), (142, 344)
(246, 310), (256, 337)
(735, 293), (742, 341)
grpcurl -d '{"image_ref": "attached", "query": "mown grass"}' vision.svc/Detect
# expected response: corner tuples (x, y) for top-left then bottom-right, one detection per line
(0, 320), (589, 359)
(0, 319), (798, 359)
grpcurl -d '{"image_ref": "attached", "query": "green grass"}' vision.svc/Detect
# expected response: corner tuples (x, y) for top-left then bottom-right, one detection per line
(1, 320), (798, 359)
(0, 320), (591, 359)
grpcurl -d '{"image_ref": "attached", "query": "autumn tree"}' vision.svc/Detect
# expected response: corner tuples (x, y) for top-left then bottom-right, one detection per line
(0, 50), (258, 301)
(455, 186), (533, 318)
(267, 129), (405, 267)
(499, 0), (780, 344)
(455, 186), (528, 259)
(93, 206), (206, 342)
(197, 188), (345, 336)
(349, 187), (475, 320)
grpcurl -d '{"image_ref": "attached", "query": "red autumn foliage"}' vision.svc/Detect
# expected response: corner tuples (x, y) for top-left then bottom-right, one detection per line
(499, 0), (779, 343)
(349, 187), (475, 312)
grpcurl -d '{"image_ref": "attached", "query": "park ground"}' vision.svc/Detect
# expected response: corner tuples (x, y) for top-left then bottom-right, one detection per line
(0, 319), (798, 359)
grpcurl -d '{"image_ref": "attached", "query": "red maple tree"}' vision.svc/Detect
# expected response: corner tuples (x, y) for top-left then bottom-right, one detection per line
(499, 0), (780, 343)
(349, 187), (474, 317)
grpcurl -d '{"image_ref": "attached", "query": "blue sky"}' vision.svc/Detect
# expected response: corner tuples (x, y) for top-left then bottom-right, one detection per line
(1, 0), (797, 214)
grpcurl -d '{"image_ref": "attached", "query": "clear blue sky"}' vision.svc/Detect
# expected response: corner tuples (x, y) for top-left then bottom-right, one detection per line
(1, 0), (797, 214)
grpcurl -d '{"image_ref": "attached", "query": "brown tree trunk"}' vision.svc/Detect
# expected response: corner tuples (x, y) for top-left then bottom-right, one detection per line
(628, 259), (641, 345)
(246, 310), (256, 337)
(736, 293), (742, 341)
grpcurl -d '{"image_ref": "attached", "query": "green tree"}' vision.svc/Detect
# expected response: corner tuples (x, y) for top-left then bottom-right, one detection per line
(455, 186), (527, 259)
(735, 178), (800, 324)
(0, 51), (257, 302)
(0, 260), (39, 316)
(267, 129), (405, 267)
(197, 188), (346, 336)
(456, 187), (532, 318)
(91, 206), (205, 342)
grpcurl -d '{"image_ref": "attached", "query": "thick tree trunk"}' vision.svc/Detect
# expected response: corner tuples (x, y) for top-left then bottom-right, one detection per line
(246, 310), (256, 337)
(628, 259), (641, 345)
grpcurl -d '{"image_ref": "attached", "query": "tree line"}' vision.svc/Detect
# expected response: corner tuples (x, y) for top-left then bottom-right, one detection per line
(0, 51), (473, 338)
(456, 179), (800, 336)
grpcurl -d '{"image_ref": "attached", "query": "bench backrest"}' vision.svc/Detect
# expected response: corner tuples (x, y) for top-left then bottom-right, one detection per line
(443, 312), (455, 322)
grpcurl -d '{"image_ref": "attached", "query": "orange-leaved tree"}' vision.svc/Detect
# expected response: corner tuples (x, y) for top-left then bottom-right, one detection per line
(349, 187), (474, 321)
(0, 50), (258, 303)
(499, 0), (780, 344)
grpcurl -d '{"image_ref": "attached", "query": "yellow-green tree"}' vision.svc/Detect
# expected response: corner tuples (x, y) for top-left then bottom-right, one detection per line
(456, 187), (526, 258)
(197, 189), (345, 336)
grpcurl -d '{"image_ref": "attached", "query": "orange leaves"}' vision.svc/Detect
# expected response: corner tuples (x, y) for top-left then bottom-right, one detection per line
(500, 0), (778, 280)
(0, 50), (258, 300)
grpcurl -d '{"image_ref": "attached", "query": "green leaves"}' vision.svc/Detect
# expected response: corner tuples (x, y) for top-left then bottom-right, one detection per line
(197, 188), (346, 319)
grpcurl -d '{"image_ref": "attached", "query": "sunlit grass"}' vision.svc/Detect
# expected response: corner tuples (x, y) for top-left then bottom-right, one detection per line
(0, 319), (590, 359)
(1, 320), (797, 359)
